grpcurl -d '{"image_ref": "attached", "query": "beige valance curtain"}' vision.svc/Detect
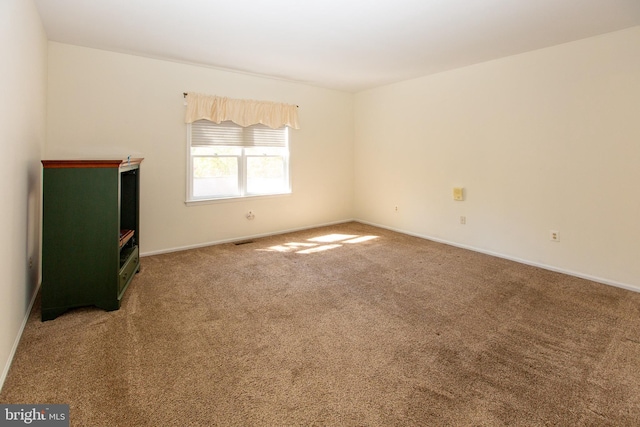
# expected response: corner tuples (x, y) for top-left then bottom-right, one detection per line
(184, 93), (300, 129)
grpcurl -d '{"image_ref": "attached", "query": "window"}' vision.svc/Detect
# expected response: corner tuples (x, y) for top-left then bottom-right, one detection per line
(187, 120), (290, 202)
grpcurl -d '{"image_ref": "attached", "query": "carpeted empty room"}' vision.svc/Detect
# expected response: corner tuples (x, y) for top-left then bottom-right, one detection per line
(2, 222), (640, 426)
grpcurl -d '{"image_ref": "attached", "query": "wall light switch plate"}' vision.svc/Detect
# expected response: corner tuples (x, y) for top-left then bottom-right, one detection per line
(453, 187), (464, 201)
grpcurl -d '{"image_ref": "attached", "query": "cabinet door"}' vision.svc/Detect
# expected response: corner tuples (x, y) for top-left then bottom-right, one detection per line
(42, 168), (119, 309)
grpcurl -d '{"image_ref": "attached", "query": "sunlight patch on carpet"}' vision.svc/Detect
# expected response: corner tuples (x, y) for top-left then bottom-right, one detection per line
(258, 233), (379, 254)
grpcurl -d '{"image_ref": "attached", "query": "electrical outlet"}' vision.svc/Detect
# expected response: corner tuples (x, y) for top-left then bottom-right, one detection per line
(550, 230), (560, 242)
(394, 206), (398, 213)
(460, 216), (466, 225)
(246, 211), (255, 220)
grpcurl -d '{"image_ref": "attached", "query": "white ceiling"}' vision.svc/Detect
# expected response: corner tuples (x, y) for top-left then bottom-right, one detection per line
(34, 0), (640, 92)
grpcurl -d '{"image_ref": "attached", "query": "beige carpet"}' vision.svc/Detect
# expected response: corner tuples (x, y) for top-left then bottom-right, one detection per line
(2, 222), (640, 426)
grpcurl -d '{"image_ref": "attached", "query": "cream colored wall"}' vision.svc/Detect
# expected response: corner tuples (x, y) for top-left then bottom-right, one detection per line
(354, 27), (640, 290)
(46, 43), (354, 255)
(0, 0), (47, 389)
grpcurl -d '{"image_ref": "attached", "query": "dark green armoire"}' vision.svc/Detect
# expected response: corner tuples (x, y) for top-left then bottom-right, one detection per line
(41, 159), (143, 321)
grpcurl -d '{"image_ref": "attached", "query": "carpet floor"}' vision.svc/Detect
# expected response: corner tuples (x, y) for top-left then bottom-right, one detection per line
(2, 222), (640, 426)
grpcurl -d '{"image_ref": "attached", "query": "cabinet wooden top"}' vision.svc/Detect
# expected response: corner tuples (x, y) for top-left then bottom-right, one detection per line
(42, 158), (144, 169)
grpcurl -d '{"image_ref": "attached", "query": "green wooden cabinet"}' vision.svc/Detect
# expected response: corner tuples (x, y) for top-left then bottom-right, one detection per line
(41, 159), (143, 321)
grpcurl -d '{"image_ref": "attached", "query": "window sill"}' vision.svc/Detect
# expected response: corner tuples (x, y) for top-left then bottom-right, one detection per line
(185, 192), (292, 207)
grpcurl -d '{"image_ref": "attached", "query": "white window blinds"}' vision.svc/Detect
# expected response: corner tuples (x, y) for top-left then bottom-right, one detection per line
(190, 120), (287, 148)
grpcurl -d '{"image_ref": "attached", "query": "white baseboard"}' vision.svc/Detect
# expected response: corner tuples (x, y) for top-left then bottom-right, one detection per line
(141, 217), (639, 294)
(140, 218), (356, 257)
(356, 219), (640, 294)
(0, 283), (40, 393)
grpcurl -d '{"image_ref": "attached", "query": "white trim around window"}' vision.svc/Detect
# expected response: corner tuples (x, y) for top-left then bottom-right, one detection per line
(186, 120), (291, 204)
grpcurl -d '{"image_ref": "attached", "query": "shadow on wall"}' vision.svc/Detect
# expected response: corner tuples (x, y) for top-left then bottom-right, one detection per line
(25, 163), (41, 304)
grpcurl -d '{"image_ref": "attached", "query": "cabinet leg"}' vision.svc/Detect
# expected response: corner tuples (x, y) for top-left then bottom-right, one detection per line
(41, 307), (69, 322)
(95, 300), (121, 312)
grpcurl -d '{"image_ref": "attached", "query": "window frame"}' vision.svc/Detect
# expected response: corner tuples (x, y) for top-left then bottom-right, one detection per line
(186, 121), (291, 205)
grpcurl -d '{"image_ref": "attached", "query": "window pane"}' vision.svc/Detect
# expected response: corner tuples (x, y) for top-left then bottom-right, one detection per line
(193, 157), (238, 198)
(188, 122), (291, 202)
(247, 156), (286, 194)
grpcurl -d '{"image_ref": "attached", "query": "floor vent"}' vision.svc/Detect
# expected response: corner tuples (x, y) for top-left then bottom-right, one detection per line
(234, 240), (254, 246)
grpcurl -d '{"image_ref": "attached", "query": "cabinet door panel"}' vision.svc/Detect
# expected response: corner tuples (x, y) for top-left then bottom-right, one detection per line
(42, 168), (119, 310)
